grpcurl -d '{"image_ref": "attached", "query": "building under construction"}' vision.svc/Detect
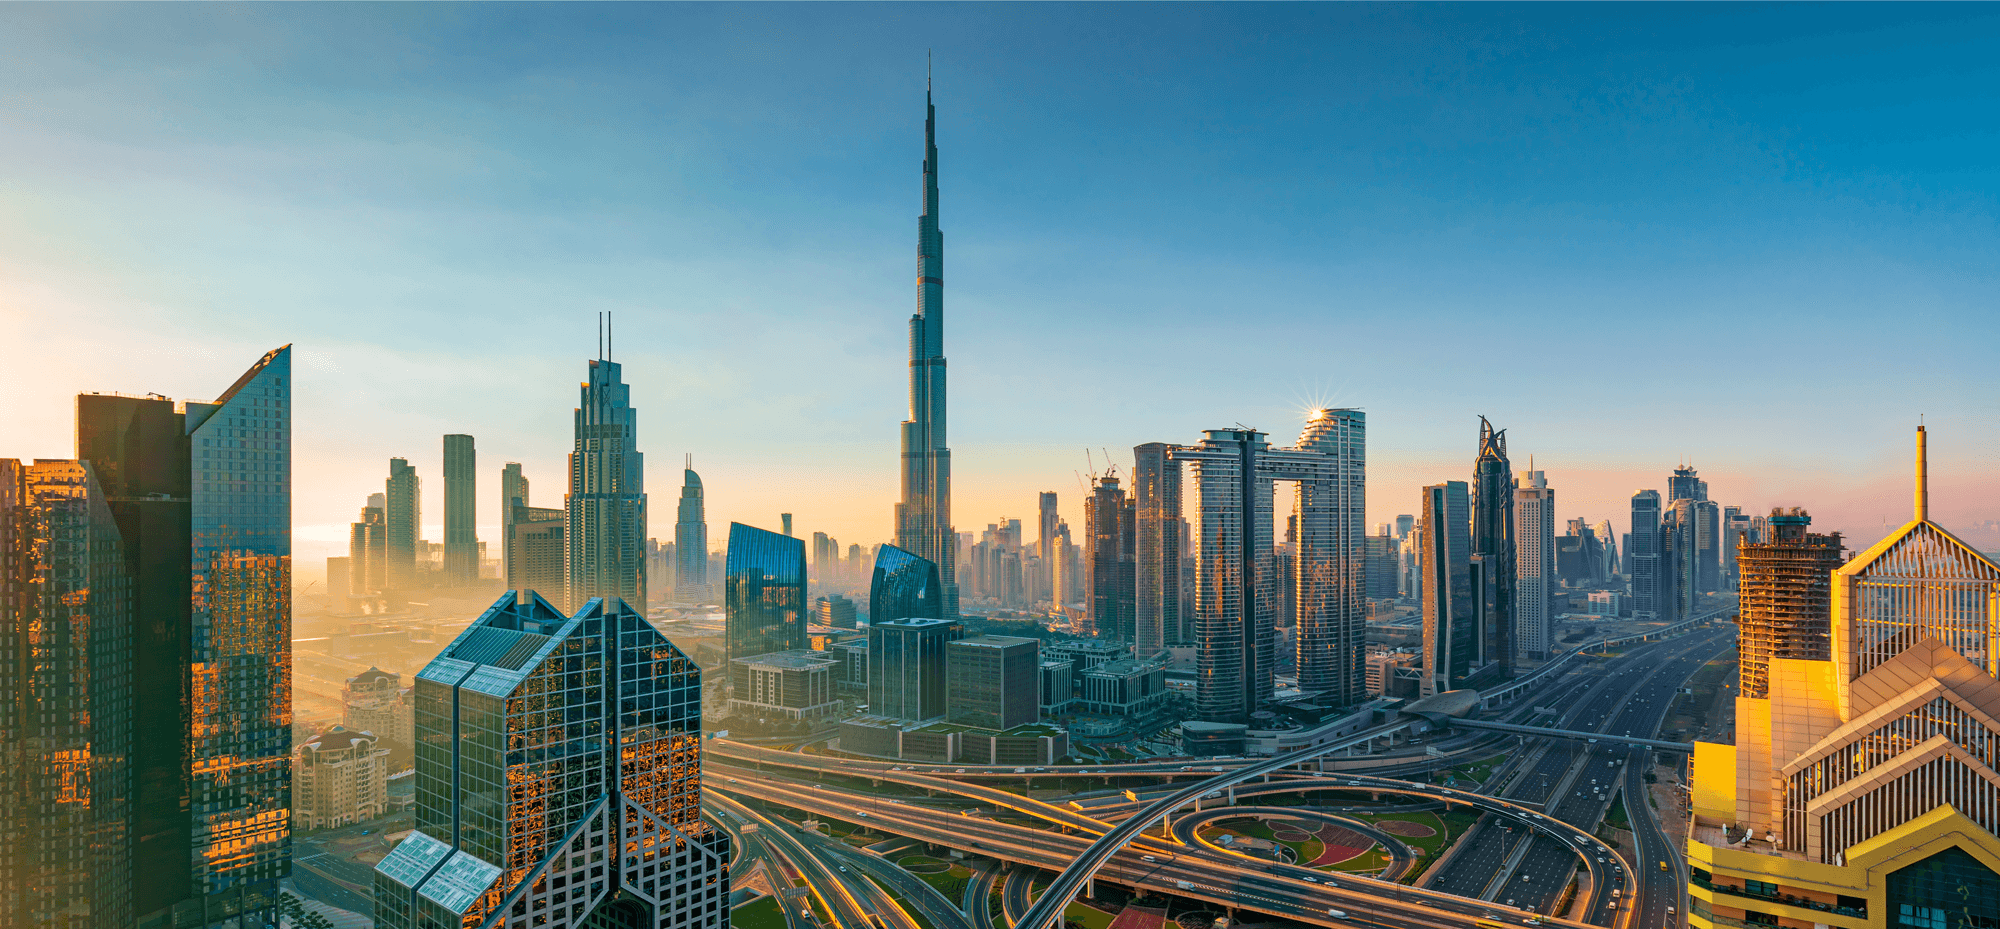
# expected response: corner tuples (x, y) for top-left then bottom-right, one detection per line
(1734, 507), (1844, 698)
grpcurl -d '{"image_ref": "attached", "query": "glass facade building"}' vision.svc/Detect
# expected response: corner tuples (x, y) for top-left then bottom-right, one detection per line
(386, 456), (420, 591)
(1468, 417), (1515, 679)
(945, 635), (1039, 731)
(869, 544), (942, 627)
(868, 617), (962, 723)
(674, 462), (708, 603)
(65, 346), (293, 929)
(1420, 480), (1472, 697)
(374, 592), (727, 929)
(444, 434), (478, 586)
(724, 522), (807, 667)
(1131, 443), (1183, 657)
(1, 459), (135, 929)
(565, 357), (646, 612)
(894, 83), (960, 620)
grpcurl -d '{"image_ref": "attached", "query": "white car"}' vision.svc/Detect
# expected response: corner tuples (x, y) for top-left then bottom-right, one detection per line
(1302, 876), (1317, 883)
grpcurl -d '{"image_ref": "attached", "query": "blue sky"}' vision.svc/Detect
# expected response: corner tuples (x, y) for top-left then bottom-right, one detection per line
(2, 3), (1996, 574)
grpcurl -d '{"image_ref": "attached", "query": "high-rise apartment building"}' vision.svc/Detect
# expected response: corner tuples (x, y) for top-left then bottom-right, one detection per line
(894, 80), (959, 619)
(1513, 470), (1556, 661)
(1663, 497), (1701, 623)
(724, 523), (808, 668)
(1292, 408), (1367, 708)
(1132, 444), (1184, 656)
(946, 635), (1040, 731)
(869, 544), (942, 626)
(1365, 532), (1399, 600)
(443, 434), (478, 586)
(32, 347), (294, 929)
(501, 462), (527, 580)
(1083, 473), (1135, 646)
(1, 459), (135, 929)
(1721, 505), (1750, 587)
(1629, 490), (1663, 619)
(675, 459), (708, 603)
(1420, 481), (1473, 697)
(373, 592), (727, 929)
(1468, 417), (1516, 679)
(565, 354), (646, 611)
(868, 616), (963, 723)
(350, 499), (387, 595)
(812, 531), (840, 585)
(1733, 508), (1843, 699)
(1688, 429), (2000, 928)
(386, 456), (421, 590)
(1037, 491), (1060, 603)
(292, 727), (390, 832)
(506, 503), (566, 603)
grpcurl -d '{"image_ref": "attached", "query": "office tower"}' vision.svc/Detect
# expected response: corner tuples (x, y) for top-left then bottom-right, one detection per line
(813, 594), (858, 629)
(1, 459), (134, 929)
(1038, 491), (1060, 602)
(1364, 533), (1398, 599)
(1662, 498), (1704, 623)
(59, 347), (292, 929)
(1733, 508), (1843, 699)
(373, 592), (727, 929)
(1721, 505), (1750, 587)
(1049, 523), (1074, 608)
(894, 79), (959, 620)
(1629, 490), (1662, 619)
(781, 513), (792, 537)
(1468, 417), (1516, 679)
(727, 650), (840, 725)
(386, 456), (421, 590)
(724, 523), (808, 669)
(1420, 481), (1473, 697)
(1394, 514), (1415, 540)
(566, 352), (646, 612)
(1669, 463), (1709, 503)
(442, 434), (477, 586)
(1293, 408), (1368, 707)
(1687, 428), (2000, 922)
(501, 462), (527, 580)
(946, 635), (1040, 731)
(1592, 517), (1619, 577)
(1514, 470), (1555, 661)
(1083, 473), (1136, 646)
(506, 503), (566, 602)
(868, 616), (963, 723)
(869, 544), (943, 626)
(1695, 499), (1722, 593)
(846, 543), (864, 584)
(674, 459), (708, 602)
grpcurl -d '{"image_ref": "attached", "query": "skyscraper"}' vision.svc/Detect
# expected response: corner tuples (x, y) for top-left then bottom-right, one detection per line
(812, 531), (840, 585)
(868, 616), (963, 723)
(443, 434), (477, 585)
(565, 352), (646, 612)
(386, 456), (421, 590)
(1083, 473), (1135, 646)
(1733, 508), (1843, 699)
(1663, 497), (1701, 623)
(1293, 408), (1367, 708)
(946, 635), (1040, 731)
(894, 77), (959, 619)
(372, 592), (727, 929)
(506, 502), (566, 603)
(1687, 428), (2000, 922)
(1592, 517), (1619, 578)
(724, 522), (807, 668)
(1468, 417), (1516, 679)
(675, 458), (708, 603)
(1513, 470), (1555, 661)
(69, 346), (293, 929)
(1, 459), (134, 929)
(1420, 480), (1473, 697)
(869, 544), (943, 626)
(350, 499), (386, 596)
(500, 462), (527, 581)
(1037, 491), (1060, 603)
(1629, 489), (1663, 619)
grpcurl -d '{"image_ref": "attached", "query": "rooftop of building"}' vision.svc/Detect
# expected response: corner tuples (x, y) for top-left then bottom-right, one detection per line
(873, 616), (959, 630)
(1086, 657), (1163, 677)
(730, 649), (838, 670)
(301, 725), (377, 754)
(952, 634), (1038, 650)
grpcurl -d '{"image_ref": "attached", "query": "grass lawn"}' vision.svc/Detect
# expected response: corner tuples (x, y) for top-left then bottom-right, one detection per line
(1325, 846), (1395, 874)
(1063, 902), (1116, 929)
(990, 884), (1005, 924)
(1604, 796), (1631, 831)
(905, 863), (972, 900)
(730, 896), (786, 929)
(1451, 755), (1507, 785)
(871, 878), (940, 929)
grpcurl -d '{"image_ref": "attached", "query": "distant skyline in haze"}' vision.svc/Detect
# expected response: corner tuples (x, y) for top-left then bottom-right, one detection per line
(3, 4), (1997, 577)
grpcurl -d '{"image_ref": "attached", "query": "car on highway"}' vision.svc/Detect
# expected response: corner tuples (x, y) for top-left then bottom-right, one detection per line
(1302, 876), (1317, 883)
(1660, 860), (1669, 871)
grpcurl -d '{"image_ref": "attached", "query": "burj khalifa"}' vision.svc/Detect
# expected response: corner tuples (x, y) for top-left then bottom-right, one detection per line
(895, 76), (959, 618)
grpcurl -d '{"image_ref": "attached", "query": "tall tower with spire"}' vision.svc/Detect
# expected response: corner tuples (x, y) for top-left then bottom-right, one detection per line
(896, 70), (959, 617)
(565, 316), (646, 612)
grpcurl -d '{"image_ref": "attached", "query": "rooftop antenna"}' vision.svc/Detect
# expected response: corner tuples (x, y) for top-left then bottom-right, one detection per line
(597, 312), (604, 360)
(608, 311), (613, 362)
(686, 453), (692, 470)
(1916, 419), (1929, 522)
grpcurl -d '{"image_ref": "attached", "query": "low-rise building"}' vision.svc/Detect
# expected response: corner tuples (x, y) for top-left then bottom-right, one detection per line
(1079, 658), (1169, 717)
(1039, 659), (1076, 715)
(294, 726), (391, 831)
(727, 649), (842, 724)
(343, 666), (413, 747)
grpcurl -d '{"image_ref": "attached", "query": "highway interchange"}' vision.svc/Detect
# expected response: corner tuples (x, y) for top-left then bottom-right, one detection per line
(708, 615), (1733, 929)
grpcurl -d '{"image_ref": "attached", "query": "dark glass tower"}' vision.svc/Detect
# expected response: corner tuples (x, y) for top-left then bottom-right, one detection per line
(1630, 489), (1663, 619)
(566, 355), (646, 612)
(868, 616), (963, 723)
(723, 522), (807, 667)
(1132, 443), (1183, 657)
(895, 78), (959, 618)
(1083, 474), (1135, 647)
(73, 346), (292, 929)
(1, 459), (135, 929)
(385, 457), (420, 591)
(1420, 480), (1472, 697)
(675, 459), (708, 602)
(373, 593), (727, 929)
(443, 434), (477, 585)
(1469, 417), (1516, 678)
(869, 544), (943, 626)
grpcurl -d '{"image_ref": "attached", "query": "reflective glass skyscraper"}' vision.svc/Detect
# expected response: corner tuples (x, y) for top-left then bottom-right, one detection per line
(2, 459), (134, 929)
(869, 544), (943, 626)
(724, 522), (807, 666)
(894, 77), (959, 619)
(373, 593), (726, 929)
(674, 459), (708, 602)
(1629, 489), (1663, 619)
(1292, 409), (1367, 708)
(1132, 443), (1184, 658)
(386, 456), (420, 590)
(1420, 480), (1472, 697)
(68, 346), (293, 929)
(566, 354), (646, 612)
(444, 434), (478, 585)
(1468, 417), (1516, 679)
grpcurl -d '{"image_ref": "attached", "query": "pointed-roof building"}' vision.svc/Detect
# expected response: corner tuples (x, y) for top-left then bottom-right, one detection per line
(894, 77), (959, 618)
(1688, 427), (2000, 928)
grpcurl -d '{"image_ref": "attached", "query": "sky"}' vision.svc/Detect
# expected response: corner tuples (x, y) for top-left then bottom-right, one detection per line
(2, 3), (1997, 579)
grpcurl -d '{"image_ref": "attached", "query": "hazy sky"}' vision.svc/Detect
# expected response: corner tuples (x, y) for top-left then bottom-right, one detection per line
(3, 3), (1997, 576)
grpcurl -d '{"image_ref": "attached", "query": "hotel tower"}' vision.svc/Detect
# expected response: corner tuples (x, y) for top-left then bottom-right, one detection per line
(895, 77), (959, 618)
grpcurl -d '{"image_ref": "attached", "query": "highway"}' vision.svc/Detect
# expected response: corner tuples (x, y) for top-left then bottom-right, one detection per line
(1166, 803), (1419, 882)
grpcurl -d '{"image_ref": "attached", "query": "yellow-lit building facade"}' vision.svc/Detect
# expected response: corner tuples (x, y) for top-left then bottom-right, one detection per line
(1688, 428), (2000, 929)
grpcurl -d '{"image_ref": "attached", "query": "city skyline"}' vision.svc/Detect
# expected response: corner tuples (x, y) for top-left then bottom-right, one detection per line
(5, 5), (2000, 582)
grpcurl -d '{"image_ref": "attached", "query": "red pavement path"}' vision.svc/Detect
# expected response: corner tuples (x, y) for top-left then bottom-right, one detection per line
(1107, 905), (1168, 929)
